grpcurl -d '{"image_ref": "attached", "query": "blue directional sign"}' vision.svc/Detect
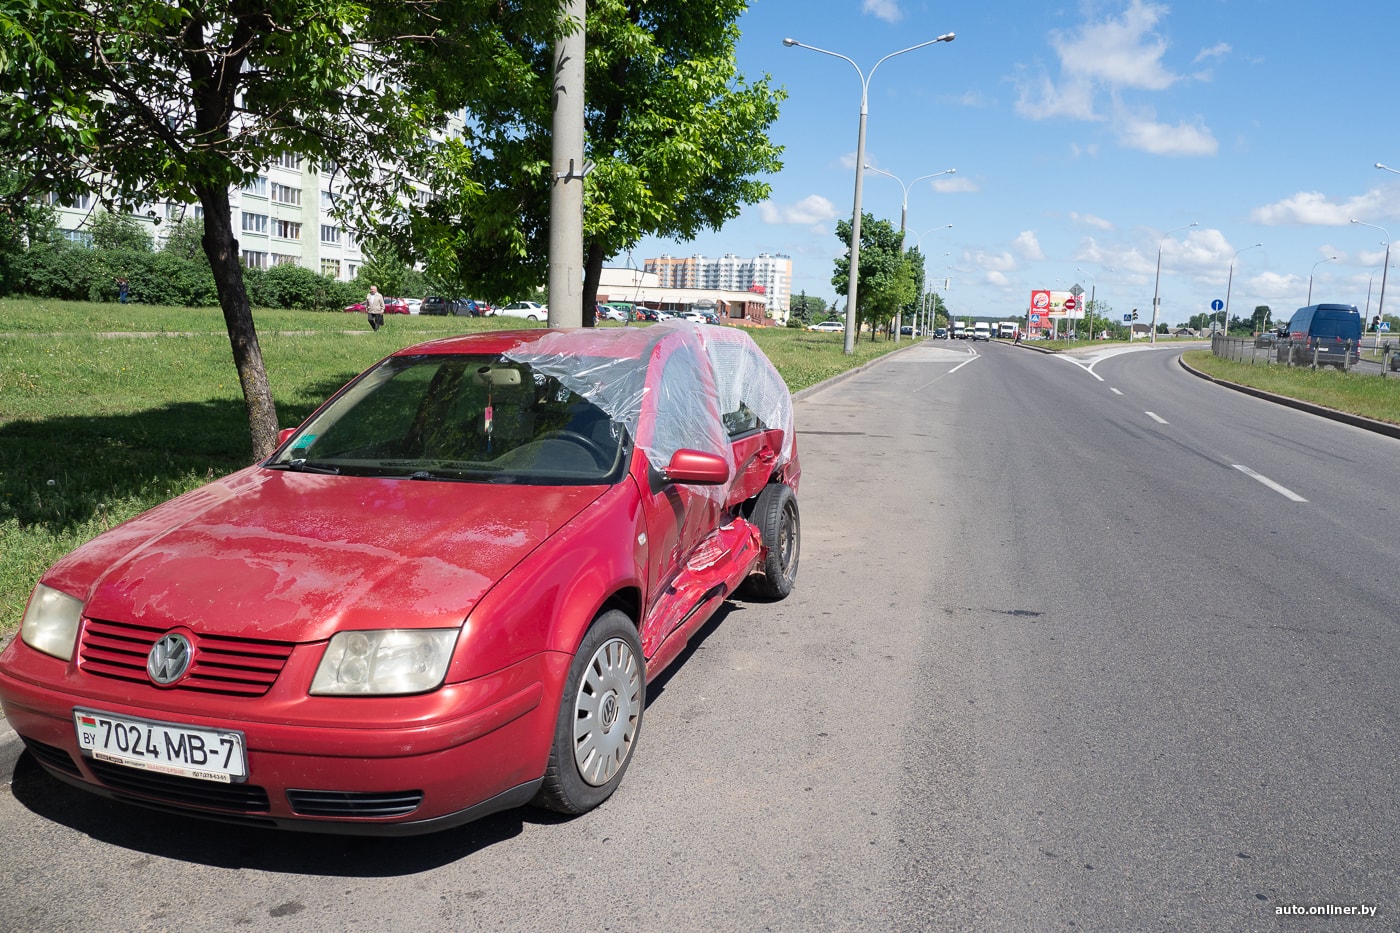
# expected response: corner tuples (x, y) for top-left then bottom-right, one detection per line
(1381, 322), (1392, 332)
(1030, 313), (1041, 323)
(1122, 314), (1132, 323)
(1211, 299), (1224, 311)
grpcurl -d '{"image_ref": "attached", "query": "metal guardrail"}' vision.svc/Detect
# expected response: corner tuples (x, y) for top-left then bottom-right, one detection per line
(1210, 335), (1400, 376)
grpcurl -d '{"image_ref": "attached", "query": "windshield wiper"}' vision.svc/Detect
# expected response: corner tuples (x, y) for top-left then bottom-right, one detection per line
(274, 459), (341, 475)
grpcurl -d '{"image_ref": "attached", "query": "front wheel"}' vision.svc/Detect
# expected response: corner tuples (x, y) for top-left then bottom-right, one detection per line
(743, 483), (800, 600)
(534, 610), (645, 815)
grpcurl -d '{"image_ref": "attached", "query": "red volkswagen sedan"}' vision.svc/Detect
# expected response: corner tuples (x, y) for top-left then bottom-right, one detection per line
(0, 324), (800, 834)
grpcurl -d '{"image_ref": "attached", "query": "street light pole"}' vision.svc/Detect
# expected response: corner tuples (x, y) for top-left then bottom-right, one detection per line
(1306, 255), (1337, 306)
(864, 166), (955, 342)
(784, 33), (954, 354)
(912, 223), (952, 338)
(1352, 219), (1391, 329)
(1150, 222), (1197, 344)
(1225, 243), (1262, 335)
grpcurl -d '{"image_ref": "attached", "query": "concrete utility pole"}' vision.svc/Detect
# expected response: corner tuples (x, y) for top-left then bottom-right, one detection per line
(548, 0), (587, 328)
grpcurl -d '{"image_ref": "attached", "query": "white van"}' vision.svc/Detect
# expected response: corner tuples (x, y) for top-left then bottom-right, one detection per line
(972, 322), (991, 341)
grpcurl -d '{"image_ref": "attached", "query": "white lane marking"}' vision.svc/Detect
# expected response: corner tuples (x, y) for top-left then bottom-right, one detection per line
(1110, 387), (1123, 396)
(1145, 411), (1168, 424)
(1056, 354), (1105, 382)
(915, 352), (978, 392)
(1233, 465), (1308, 502)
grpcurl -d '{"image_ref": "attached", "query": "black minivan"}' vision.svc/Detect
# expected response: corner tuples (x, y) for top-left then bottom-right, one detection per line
(1276, 304), (1362, 368)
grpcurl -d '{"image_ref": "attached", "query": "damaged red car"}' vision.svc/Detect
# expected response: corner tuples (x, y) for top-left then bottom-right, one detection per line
(0, 323), (800, 834)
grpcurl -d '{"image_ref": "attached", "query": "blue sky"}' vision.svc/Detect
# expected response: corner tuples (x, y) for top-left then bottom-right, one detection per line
(630, 0), (1400, 326)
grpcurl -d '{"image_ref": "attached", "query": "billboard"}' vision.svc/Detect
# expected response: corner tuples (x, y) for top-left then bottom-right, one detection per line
(1028, 289), (1084, 322)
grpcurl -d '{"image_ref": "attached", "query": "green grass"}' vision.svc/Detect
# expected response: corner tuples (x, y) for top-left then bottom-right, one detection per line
(0, 298), (905, 633)
(1183, 350), (1400, 424)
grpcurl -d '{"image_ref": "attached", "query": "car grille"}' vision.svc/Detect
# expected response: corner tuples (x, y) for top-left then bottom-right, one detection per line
(287, 789), (424, 818)
(80, 618), (296, 696)
(20, 736), (82, 776)
(89, 760), (271, 812)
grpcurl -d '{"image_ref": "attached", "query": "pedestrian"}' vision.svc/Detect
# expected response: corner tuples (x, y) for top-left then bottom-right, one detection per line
(366, 285), (385, 332)
(117, 277), (129, 304)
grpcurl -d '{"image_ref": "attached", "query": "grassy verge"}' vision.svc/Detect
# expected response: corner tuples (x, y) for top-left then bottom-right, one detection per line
(0, 298), (905, 632)
(1183, 350), (1400, 424)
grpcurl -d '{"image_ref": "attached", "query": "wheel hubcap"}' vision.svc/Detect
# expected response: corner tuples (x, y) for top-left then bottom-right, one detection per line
(572, 636), (641, 786)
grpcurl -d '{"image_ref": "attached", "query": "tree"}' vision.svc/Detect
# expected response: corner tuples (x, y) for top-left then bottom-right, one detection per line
(1253, 305), (1273, 332)
(0, 0), (457, 459)
(831, 213), (914, 341)
(395, 0), (785, 321)
(88, 210), (153, 252)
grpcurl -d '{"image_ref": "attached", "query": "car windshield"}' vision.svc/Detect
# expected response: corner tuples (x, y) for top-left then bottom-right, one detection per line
(267, 354), (627, 485)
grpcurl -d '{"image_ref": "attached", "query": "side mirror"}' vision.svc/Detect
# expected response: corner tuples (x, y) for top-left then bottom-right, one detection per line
(277, 428), (297, 445)
(662, 449), (730, 486)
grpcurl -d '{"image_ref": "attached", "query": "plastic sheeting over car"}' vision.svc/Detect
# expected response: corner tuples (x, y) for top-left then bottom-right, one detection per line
(504, 322), (795, 501)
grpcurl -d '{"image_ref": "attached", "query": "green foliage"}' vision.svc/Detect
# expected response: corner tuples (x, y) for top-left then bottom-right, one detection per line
(159, 216), (205, 261)
(832, 213), (917, 340)
(394, 0), (785, 304)
(88, 210), (153, 252)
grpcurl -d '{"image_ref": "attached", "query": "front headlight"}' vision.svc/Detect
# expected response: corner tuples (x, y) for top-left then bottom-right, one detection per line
(20, 584), (84, 661)
(310, 629), (458, 696)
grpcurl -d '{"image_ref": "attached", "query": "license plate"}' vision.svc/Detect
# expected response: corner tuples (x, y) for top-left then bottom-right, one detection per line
(73, 708), (247, 783)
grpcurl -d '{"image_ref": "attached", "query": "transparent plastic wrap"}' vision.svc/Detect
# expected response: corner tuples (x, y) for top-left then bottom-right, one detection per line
(693, 325), (796, 470)
(503, 324), (731, 499)
(503, 322), (793, 502)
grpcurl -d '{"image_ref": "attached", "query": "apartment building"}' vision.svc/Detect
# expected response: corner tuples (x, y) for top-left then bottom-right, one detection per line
(48, 156), (367, 281)
(644, 252), (792, 321)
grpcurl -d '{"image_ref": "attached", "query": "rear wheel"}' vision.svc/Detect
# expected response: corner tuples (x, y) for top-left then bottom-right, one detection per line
(743, 483), (800, 600)
(534, 610), (644, 815)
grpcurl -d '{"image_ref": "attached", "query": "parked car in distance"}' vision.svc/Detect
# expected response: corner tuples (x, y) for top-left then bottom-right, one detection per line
(807, 320), (844, 332)
(0, 323), (801, 835)
(419, 296), (455, 316)
(383, 298), (410, 315)
(934, 327), (949, 339)
(497, 301), (547, 321)
(1253, 330), (1278, 349)
(405, 298), (422, 315)
(1275, 304), (1362, 368)
(597, 304), (628, 322)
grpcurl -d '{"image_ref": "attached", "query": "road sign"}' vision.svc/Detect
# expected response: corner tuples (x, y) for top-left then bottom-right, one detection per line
(1030, 313), (1041, 323)
(1064, 297), (1078, 311)
(1123, 314), (1132, 323)
(1381, 322), (1392, 332)
(1211, 299), (1224, 311)
(1070, 284), (1085, 298)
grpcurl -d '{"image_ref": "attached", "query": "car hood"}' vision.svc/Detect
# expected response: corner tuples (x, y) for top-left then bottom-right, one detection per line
(53, 467), (608, 643)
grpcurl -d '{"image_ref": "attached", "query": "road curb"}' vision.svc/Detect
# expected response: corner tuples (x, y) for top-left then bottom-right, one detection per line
(792, 338), (930, 402)
(1178, 355), (1400, 440)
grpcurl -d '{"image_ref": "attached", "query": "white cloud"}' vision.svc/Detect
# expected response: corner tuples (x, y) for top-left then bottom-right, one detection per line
(933, 176), (979, 194)
(1012, 0), (1217, 158)
(1248, 188), (1399, 226)
(1053, 0), (1178, 91)
(1014, 73), (1099, 121)
(1071, 212), (1115, 231)
(986, 271), (1012, 288)
(759, 195), (840, 226)
(862, 0), (902, 24)
(1117, 116), (1218, 156)
(1013, 231), (1045, 262)
(1194, 42), (1231, 64)
(967, 249), (1018, 274)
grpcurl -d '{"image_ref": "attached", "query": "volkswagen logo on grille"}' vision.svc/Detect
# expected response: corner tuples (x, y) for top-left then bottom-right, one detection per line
(147, 633), (192, 685)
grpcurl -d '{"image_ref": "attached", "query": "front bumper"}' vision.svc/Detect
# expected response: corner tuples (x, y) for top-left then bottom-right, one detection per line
(0, 646), (568, 835)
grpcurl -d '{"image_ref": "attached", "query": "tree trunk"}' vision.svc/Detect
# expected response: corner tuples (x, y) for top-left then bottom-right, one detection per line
(198, 186), (280, 461)
(581, 238), (606, 327)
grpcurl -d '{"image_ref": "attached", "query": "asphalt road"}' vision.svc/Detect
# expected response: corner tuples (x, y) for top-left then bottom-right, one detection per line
(1, 339), (1396, 932)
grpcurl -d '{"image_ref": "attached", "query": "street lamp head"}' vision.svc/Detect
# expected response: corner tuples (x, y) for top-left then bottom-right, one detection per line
(946, 168), (957, 175)
(936, 33), (955, 42)
(782, 37), (798, 47)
